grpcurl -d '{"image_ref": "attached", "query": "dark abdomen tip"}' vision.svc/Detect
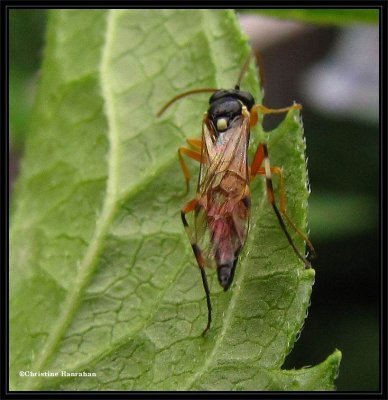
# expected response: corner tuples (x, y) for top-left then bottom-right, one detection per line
(217, 259), (238, 291)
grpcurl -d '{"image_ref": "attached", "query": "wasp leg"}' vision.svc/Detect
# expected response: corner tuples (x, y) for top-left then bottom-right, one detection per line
(181, 199), (212, 335)
(186, 137), (203, 150)
(270, 167), (315, 260)
(250, 103), (302, 127)
(250, 143), (313, 268)
(177, 146), (202, 197)
(254, 165), (316, 260)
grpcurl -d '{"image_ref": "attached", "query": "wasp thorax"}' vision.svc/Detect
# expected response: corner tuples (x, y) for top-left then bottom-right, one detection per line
(216, 118), (228, 131)
(208, 98), (242, 133)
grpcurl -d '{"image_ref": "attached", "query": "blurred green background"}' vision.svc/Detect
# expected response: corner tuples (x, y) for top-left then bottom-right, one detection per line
(9, 9), (380, 391)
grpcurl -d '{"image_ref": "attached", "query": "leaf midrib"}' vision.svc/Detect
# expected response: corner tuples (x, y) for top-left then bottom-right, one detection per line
(24, 9), (209, 388)
(26, 10), (120, 389)
(26, 9), (265, 390)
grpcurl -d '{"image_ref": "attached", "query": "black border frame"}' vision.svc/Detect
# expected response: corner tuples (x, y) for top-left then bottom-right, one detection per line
(2, 1), (386, 399)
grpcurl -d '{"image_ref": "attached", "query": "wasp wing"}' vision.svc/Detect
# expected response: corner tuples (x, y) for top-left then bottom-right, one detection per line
(193, 114), (251, 266)
(198, 115), (250, 193)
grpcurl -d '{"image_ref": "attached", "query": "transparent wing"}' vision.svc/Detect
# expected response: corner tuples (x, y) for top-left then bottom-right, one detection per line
(193, 205), (216, 267)
(198, 115), (250, 196)
(192, 114), (251, 266)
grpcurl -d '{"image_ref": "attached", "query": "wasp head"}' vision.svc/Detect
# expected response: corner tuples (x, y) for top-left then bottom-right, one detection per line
(208, 89), (255, 133)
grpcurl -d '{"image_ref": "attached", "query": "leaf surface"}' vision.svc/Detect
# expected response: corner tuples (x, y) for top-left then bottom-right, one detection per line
(10, 9), (341, 391)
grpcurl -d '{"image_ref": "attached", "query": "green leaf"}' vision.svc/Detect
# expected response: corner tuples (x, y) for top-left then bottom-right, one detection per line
(10, 10), (341, 391)
(240, 9), (379, 25)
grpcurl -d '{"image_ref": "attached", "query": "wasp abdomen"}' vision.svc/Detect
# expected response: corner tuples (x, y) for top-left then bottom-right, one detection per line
(217, 259), (238, 291)
(208, 195), (249, 291)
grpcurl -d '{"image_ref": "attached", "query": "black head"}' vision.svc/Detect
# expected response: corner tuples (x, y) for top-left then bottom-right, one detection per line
(209, 89), (255, 110)
(208, 89), (255, 133)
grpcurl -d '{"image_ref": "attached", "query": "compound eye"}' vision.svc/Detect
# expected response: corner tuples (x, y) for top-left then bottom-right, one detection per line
(216, 118), (228, 131)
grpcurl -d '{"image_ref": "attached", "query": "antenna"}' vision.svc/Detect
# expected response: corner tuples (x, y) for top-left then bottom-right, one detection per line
(156, 88), (217, 117)
(157, 53), (255, 117)
(235, 53), (253, 90)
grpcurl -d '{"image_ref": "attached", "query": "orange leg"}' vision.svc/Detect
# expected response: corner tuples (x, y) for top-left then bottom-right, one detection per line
(250, 103), (302, 127)
(177, 145), (202, 196)
(250, 143), (315, 267)
(181, 198), (212, 335)
(186, 137), (202, 150)
(250, 142), (265, 177)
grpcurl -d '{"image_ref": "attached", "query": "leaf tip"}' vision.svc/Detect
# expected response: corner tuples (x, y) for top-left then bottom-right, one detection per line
(328, 348), (343, 368)
(323, 348), (343, 387)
